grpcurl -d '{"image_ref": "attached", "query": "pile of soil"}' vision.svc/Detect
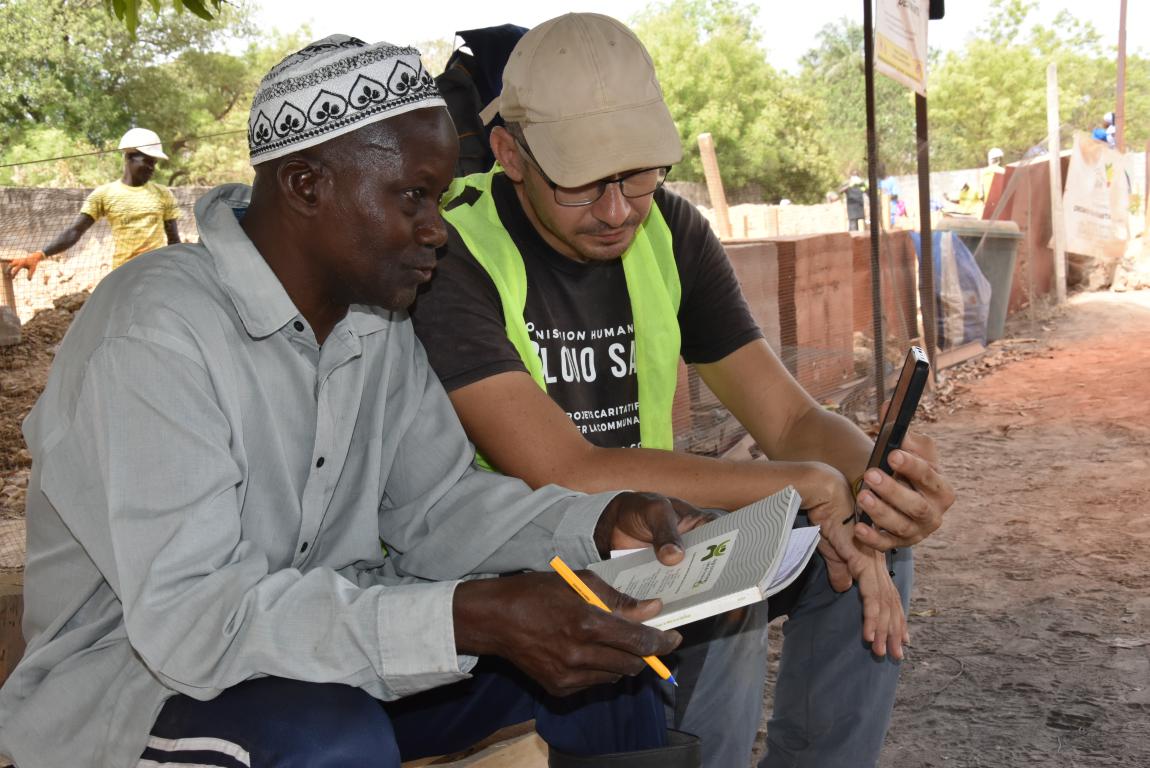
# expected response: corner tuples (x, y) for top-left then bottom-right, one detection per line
(0, 292), (87, 570)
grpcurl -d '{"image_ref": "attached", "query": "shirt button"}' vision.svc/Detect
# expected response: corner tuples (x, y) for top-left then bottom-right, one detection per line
(300, 541), (309, 553)
(316, 457), (325, 468)
(293, 321), (304, 332)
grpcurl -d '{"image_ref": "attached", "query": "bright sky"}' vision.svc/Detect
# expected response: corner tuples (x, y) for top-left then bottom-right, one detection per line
(252, 0), (1145, 73)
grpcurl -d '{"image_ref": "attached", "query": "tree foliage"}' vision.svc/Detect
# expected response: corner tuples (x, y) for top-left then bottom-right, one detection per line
(632, 0), (838, 204)
(0, 0), (306, 187)
(5, 0), (1145, 198)
(929, 0), (1149, 168)
(103, 0), (225, 38)
(798, 18), (921, 179)
(798, 0), (1149, 179)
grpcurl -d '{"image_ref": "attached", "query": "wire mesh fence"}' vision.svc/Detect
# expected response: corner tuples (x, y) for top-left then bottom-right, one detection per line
(671, 223), (924, 465)
(1, 187), (209, 323)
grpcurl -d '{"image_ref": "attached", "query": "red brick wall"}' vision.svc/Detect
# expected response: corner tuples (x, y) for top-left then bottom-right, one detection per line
(670, 233), (863, 455)
(774, 233), (855, 400)
(851, 230), (920, 343)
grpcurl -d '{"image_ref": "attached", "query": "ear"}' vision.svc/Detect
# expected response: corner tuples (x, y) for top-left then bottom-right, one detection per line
(490, 126), (526, 183)
(276, 157), (326, 217)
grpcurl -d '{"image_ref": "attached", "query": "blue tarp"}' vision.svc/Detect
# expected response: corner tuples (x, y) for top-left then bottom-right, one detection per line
(912, 230), (992, 349)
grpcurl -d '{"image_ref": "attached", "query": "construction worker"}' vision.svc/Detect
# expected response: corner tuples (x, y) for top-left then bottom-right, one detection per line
(979, 147), (1006, 217)
(7, 128), (180, 279)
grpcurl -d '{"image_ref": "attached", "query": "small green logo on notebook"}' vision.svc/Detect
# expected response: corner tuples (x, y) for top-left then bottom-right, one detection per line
(700, 540), (729, 561)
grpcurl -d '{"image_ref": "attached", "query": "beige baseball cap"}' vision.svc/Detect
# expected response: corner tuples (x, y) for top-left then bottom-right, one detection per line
(481, 13), (682, 188)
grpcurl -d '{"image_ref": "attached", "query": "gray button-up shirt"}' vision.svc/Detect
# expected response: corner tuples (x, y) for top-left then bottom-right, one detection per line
(0, 184), (615, 767)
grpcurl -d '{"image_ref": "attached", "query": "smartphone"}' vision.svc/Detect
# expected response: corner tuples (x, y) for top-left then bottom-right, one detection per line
(857, 346), (930, 526)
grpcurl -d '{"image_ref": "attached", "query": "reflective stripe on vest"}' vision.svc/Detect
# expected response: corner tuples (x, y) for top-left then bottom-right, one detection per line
(443, 168), (681, 469)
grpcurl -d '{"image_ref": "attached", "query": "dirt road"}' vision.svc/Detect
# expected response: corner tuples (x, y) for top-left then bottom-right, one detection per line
(878, 291), (1150, 766)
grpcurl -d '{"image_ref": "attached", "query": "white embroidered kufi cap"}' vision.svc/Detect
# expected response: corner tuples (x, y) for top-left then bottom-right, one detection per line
(248, 35), (445, 165)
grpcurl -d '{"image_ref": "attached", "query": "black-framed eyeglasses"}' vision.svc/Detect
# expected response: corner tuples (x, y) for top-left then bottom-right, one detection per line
(515, 138), (670, 207)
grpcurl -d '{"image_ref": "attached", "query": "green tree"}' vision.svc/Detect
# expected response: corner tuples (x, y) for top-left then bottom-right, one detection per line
(0, 0), (306, 186)
(103, 0), (225, 38)
(929, 0), (1149, 169)
(798, 18), (921, 180)
(632, 0), (837, 204)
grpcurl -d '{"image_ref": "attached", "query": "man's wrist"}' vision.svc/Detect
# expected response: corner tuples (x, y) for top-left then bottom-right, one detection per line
(593, 495), (622, 557)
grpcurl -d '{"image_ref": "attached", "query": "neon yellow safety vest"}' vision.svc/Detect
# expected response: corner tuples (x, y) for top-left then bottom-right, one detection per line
(442, 168), (682, 468)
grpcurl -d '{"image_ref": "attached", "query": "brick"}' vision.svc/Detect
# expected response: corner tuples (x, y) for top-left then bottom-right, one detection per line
(773, 234), (855, 400)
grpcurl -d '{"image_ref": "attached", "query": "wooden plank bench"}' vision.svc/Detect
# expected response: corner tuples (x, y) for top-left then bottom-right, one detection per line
(0, 573), (24, 690)
(402, 722), (546, 767)
(0, 573), (24, 768)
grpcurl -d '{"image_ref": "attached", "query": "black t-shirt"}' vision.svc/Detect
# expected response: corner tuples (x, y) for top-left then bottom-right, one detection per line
(411, 173), (762, 449)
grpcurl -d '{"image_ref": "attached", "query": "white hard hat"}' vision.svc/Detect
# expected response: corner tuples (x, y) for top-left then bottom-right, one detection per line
(118, 127), (168, 160)
(1103, 112), (1115, 126)
(987, 147), (1004, 162)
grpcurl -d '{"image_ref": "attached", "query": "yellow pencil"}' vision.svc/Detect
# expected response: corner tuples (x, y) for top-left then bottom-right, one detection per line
(548, 555), (678, 686)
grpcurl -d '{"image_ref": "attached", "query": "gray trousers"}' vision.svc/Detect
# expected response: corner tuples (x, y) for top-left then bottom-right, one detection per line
(665, 538), (914, 768)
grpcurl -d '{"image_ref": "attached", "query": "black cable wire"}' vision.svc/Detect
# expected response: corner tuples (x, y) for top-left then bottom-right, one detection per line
(0, 128), (248, 170)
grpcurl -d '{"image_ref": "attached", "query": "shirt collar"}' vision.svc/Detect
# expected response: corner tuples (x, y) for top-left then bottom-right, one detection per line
(195, 183), (388, 339)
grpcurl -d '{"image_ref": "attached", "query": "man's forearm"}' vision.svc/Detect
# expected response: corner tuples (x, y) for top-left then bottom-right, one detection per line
(42, 230), (83, 257)
(538, 443), (839, 513)
(767, 405), (873, 483)
(42, 216), (95, 256)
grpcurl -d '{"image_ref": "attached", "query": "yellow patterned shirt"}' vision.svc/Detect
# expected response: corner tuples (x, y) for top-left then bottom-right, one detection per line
(81, 180), (179, 268)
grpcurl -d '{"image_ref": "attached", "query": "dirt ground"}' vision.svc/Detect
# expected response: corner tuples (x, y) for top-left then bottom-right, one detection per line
(760, 290), (1150, 766)
(0, 293), (88, 568)
(3, 290), (1150, 766)
(875, 290), (1150, 767)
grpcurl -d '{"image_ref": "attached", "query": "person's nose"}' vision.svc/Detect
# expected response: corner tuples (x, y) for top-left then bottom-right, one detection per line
(415, 210), (448, 249)
(592, 182), (633, 228)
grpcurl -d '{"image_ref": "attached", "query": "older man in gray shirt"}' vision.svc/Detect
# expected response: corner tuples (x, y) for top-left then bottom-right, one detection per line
(0, 37), (705, 768)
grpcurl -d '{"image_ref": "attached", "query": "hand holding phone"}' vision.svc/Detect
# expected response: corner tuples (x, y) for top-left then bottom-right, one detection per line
(856, 346), (930, 527)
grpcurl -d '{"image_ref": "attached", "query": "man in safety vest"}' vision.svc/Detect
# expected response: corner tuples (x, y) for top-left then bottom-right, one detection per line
(412, 13), (955, 768)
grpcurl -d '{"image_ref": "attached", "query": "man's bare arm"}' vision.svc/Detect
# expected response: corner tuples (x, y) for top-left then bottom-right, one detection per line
(447, 369), (845, 511)
(452, 491), (696, 696)
(696, 339), (873, 477)
(448, 349), (919, 657)
(42, 213), (96, 257)
(7, 214), (95, 279)
(448, 361), (908, 657)
(697, 339), (953, 548)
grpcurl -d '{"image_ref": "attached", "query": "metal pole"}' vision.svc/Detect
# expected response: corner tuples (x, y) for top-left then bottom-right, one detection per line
(1117, 0), (1127, 152)
(1047, 63), (1067, 303)
(864, 0), (885, 416)
(915, 94), (937, 372)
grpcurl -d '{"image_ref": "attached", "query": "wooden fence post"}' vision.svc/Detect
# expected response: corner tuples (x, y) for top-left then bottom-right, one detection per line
(697, 133), (732, 240)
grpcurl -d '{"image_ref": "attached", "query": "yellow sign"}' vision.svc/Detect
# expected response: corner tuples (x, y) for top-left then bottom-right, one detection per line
(875, 0), (928, 96)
